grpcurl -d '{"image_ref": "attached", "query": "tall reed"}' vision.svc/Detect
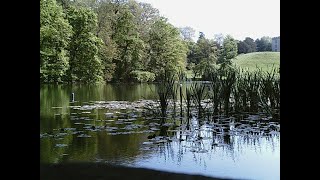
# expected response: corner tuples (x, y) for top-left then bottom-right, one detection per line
(190, 81), (208, 119)
(259, 68), (280, 119)
(185, 85), (192, 128)
(247, 69), (262, 113)
(156, 71), (176, 125)
(208, 68), (221, 116)
(219, 65), (236, 116)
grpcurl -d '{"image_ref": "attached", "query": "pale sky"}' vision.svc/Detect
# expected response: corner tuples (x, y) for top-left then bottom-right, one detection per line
(136, 0), (280, 41)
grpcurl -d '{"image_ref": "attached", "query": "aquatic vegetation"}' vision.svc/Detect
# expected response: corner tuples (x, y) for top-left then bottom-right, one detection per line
(219, 66), (236, 116)
(258, 68), (280, 120)
(207, 68), (221, 116)
(185, 86), (192, 128)
(41, 77), (280, 179)
(190, 81), (208, 119)
(156, 71), (176, 125)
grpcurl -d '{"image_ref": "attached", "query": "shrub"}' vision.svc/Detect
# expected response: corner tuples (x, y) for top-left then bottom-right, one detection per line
(129, 70), (156, 82)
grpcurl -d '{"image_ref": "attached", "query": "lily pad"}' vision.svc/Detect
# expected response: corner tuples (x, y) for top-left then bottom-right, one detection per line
(105, 112), (114, 116)
(77, 134), (91, 138)
(74, 122), (84, 125)
(82, 111), (91, 114)
(142, 141), (153, 145)
(72, 131), (84, 134)
(55, 144), (68, 147)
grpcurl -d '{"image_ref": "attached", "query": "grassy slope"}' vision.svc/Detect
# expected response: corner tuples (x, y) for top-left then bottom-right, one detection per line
(232, 52), (280, 72)
(185, 52), (280, 78)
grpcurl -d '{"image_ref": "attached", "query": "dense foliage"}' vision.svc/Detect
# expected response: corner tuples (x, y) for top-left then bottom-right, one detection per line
(40, 0), (72, 83)
(41, 0), (277, 83)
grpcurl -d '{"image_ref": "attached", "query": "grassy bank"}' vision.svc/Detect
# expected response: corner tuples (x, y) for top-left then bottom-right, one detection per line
(232, 52), (280, 72)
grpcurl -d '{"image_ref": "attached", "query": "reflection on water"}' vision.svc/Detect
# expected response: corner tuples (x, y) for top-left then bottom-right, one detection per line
(40, 84), (279, 180)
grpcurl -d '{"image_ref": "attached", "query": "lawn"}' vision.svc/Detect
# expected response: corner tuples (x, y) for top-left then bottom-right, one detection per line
(232, 52), (280, 72)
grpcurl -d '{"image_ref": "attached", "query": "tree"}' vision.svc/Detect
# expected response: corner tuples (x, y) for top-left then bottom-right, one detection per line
(127, 0), (160, 70)
(129, 0), (160, 40)
(179, 26), (196, 41)
(40, 0), (72, 83)
(237, 41), (250, 54)
(191, 33), (217, 65)
(191, 33), (218, 77)
(256, 36), (272, 52)
(219, 35), (238, 64)
(66, 6), (104, 83)
(186, 41), (197, 64)
(91, 0), (160, 81)
(243, 37), (256, 53)
(92, 0), (121, 81)
(147, 18), (187, 78)
(111, 8), (144, 81)
(237, 37), (256, 54)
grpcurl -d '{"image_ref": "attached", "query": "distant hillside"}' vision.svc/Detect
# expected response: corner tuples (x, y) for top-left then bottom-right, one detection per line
(232, 52), (280, 72)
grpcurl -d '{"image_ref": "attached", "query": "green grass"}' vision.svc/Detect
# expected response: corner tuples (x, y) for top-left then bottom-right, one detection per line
(185, 52), (280, 78)
(232, 52), (280, 72)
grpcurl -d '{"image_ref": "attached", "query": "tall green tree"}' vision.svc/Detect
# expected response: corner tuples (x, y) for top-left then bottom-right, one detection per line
(128, 0), (160, 40)
(40, 0), (72, 83)
(238, 37), (256, 54)
(243, 37), (256, 52)
(193, 34), (218, 77)
(111, 7), (144, 81)
(237, 41), (249, 54)
(127, 0), (160, 70)
(191, 33), (217, 65)
(218, 35), (238, 64)
(94, 0), (119, 81)
(255, 36), (272, 52)
(66, 6), (104, 83)
(148, 18), (187, 78)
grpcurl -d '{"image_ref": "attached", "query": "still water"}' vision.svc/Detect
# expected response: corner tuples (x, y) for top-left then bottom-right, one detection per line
(40, 84), (280, 180)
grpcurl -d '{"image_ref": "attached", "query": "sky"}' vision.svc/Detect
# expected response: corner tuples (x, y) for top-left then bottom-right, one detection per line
(136, 0), (280, 41)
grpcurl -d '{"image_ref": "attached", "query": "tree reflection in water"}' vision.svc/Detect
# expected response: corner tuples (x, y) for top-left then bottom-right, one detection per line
(41, 84), (279, 179)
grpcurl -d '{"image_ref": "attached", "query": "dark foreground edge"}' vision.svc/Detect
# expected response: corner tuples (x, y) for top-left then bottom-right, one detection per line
(40, 163), (236, 180)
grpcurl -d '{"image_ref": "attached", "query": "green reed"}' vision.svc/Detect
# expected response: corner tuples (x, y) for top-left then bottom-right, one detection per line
(190, 81), (208, 119)
(156, 71), (176, 125)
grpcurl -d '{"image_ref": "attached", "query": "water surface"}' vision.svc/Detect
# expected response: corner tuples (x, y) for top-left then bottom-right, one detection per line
(40, 84), (280, 180)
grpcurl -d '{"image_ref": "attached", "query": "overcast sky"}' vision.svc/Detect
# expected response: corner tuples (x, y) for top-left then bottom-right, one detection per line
(136, 0), (280, 41)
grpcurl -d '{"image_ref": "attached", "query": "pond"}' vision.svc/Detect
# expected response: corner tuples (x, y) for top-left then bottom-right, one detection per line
(40, 83), (280, 180)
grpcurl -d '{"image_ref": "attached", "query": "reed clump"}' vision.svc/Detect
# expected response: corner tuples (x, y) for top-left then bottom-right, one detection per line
(155, 65), (280, 126)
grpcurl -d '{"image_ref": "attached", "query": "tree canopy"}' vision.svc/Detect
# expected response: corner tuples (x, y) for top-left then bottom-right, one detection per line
(40, 0), (72, 83)
(218, 35), (238, 64)
(238, 37), (256, 54)
(41, 0), (276, 84)
(148, 18), (187, 78)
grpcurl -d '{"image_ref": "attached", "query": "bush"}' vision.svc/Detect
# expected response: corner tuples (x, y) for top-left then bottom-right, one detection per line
(129, 70), (156, 82)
